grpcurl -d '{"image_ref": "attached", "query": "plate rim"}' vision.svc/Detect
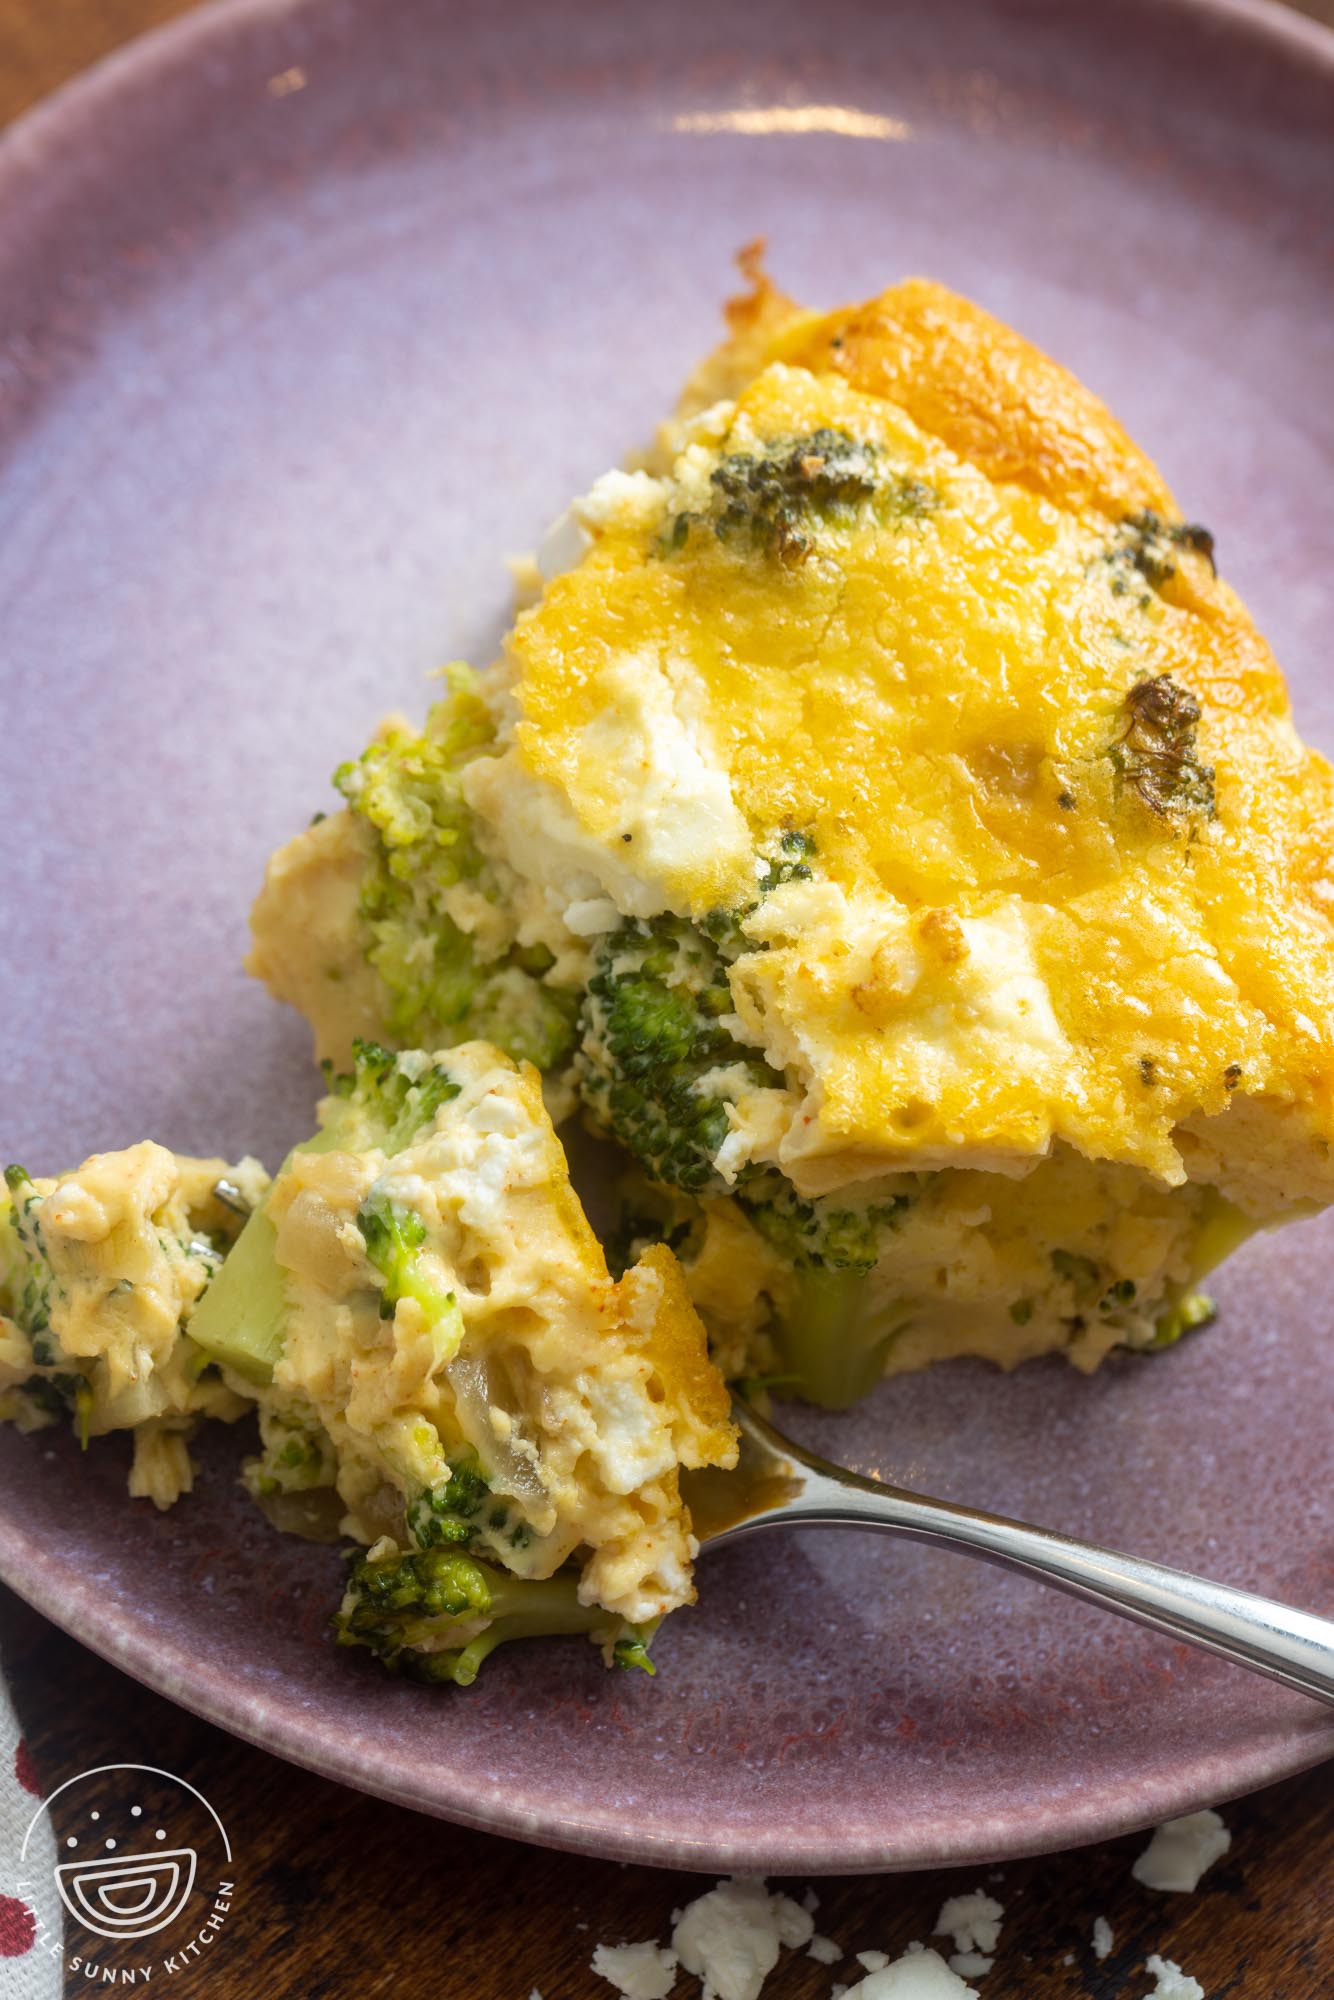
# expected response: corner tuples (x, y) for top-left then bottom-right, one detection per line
(1, 0), (1333, 1873)
(1, 1495), (1332, 1874)
(1, 0), (1331, 201)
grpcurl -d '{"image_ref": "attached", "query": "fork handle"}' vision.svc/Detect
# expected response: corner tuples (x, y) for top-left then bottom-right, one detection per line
(719, 1460), (1334, 1706)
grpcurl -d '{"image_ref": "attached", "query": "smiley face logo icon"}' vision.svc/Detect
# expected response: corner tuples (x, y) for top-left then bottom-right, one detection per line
(20, 1763), (233, 1960)
(54, 1836), (198, 1941)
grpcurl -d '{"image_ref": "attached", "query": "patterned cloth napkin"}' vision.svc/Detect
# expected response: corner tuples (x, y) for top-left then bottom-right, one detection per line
(0, 1662), (60, 1996)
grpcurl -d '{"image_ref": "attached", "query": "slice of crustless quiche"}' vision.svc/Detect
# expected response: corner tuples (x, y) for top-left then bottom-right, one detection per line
(251, 253), (1334, 1406)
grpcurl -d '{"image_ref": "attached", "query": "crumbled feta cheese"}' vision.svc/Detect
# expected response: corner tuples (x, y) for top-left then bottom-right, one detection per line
(670, 1876), (811, 2000)
(809, 1936), (843, 1966)
(574, 468), (668, 536)
(1132, 1810), (1231, 1892)
(802, 1888), (820, 1916)
(563, 896), (623, 938)
(772, 1895), (815, 1950)
(858, 1950), (890, 1972)
(1093, 1916), (1114, 1960)
(842, 1945), (980, 1997)
(949, 1953), (994, 1978)
(535, 509), (589, 582)
(590, 1940), (678, 2000)
(1144, 1952), (1205, 1998)
(934, 1891), (1004, 1957)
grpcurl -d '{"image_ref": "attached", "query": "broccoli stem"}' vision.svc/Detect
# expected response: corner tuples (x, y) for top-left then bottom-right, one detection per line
(1149, 1193), (1258, 1352)
(453, 1571), (614, 1683)
(188, 1124), (346, 1384)
(769, 1265), (904, 1410)
(339, 1549), (656, 1687)
(185, 1204), (288, 1385)
(443, 1577), (655, 1687)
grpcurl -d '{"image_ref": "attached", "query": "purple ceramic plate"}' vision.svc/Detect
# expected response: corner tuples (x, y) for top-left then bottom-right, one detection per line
(2, 0), (1333, 1874)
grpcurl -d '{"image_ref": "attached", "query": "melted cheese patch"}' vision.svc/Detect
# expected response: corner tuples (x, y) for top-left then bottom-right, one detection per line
(734, 884), (1077, 1186)
(490, 345), (1334, 1190)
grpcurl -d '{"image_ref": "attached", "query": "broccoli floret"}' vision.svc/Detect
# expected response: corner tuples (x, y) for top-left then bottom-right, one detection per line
(334, 1542), (656, 1688)
(736, 1172), (909, 1276)
(603, 1182), (699, 1281)
(401, 1450), (533, 1561)
(357, 1191), (462, 1343)
(577, 914), (783, 1194)
(757, 826), (818, 892)
(243, 1401), (337, 1498)
(1105, 510), (1216, 595)
(335, 665), (492, 882)
(729, 1176), (915, 1408)
(321, 1039), (462, 1151)
(336, 668), (578, 1068)
(190, 1043), (461, 1383)
(1149, 1290), (1217, 1350)
(466, 966), (579, 1072)
(4, 1169), (95, 1429)
(574, 834), (929, 1401)
(404, 1451), (492, 1550)
(575, 832), (818, 1194)
(2, 1166), (55, 1356)
(612, 1631), (657, 1676)
(1110, 674), (1216, 821)
(660, 429), (938, 566)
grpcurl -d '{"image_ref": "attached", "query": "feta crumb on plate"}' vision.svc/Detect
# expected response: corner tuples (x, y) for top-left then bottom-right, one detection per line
(771, 1894), (816, 1950)
(934, 1891), (1004, 1957)
(1132, 1810), (1231, 1892)
(669, 1876), (813, 2000)
(809, 1936), (843, 1965)
(1093, 1915), (1114, 1960)
(949, 1952), (994, 1978)
(591, 1940), (678, 2000)
(842, 1945), (981, 1998)
(1144, 1951), (1206, 1998)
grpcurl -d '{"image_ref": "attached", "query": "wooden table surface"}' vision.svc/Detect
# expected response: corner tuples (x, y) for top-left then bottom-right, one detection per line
(1, 4), (1331, 1996)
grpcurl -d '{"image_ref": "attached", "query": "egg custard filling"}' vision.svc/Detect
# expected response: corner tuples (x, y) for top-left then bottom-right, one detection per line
(252, 263), (1334, 1407)
(0, 1147), (264, 1507)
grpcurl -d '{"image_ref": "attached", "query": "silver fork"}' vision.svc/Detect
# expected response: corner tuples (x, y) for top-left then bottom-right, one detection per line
(687, 1398), (1334, 1705)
